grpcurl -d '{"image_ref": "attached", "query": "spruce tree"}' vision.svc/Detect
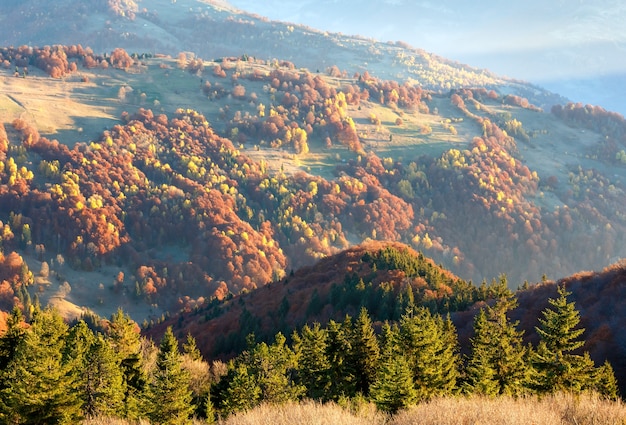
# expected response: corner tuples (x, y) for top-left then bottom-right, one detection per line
(147, 326), (195, 425)
(83, 334), (126, 417)
(399, 308), (459, 400)
(107, 308), (146, 419)
(532, 285), (596, 393)
(594, 360), (619, 400)
(465, 296), (529, 396)
(370, 320), (416, 413)
(350, 308), (380, 396)
(182, 332), (202, 361)
(325, 317), (357, 399)
(220, 362), (261, 415)
(292, 323), (331, 400)
(464, 309), (499, 396)
(243, 332), (304, 403)
(0, 308), (82, 424)
(0, 306), (26, 372)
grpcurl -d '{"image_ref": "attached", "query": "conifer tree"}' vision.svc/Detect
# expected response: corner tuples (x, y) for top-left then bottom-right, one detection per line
(350, 307), (380, 396)
(292, 323), (331, 400)
(0, 306), (26, 373)
(532, 285), (596, 393)
(0, 308), (82, 424)
(220, 362), (261, 414)
(464, 309), (499, 396)
(594, 360), (619, 400)
(370, 320), (416, 413)
(83, 334), (126, 417)
(399, 308), (459, 400)
(183, 332), (202, 361)
(147, 326), (195, 425)
(465, 296), (529, 396)
(243, 332), (304, 403)
(325, 317), (357, 399)
(107, 308), (146, 419)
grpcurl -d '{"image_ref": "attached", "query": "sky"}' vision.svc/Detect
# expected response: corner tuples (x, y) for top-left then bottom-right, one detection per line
(227, 0), (626, 115)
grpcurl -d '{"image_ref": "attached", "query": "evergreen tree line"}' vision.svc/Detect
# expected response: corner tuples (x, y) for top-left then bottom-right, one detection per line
(214, 285), (617, 415)
(0, 286), (619, 424)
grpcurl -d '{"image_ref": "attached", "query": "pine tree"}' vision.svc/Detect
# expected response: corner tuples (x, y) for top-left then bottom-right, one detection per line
(182, 332), (202, 361)
(532, 285), (596, 393)
(350, 307), (380, 396)
(464, 309), (499, 396)
(220, 362), (261, 415)
(465, 296), (529, 396)
(370, 321), (416, 413)
(83, 334), (126, 417)
(243, 332), (304, 403)
(147, 326), (195, 425)
(107, 308), (146, 419)
(594, 360), (619, 400)
(325, 317), (357, 399)
(292, 323), (331, 400)
(0, 306), (26, 372)
(399, 308), (459, 400)
(0, 308), (82, 424)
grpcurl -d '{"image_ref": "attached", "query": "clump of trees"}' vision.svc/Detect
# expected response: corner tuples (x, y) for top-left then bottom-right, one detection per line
(4, 284), (614, 422)
(0, 45), (136, 78)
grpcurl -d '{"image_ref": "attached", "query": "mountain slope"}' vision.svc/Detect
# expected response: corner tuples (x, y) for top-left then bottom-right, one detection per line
(0, 0), (564, 108)
(147, 241), (626, 393)
(0, 48), (625, 325)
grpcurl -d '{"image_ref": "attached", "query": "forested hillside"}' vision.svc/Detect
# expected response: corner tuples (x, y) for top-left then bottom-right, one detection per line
(0, 247), (622, 423)
(0, 44), (625, 324)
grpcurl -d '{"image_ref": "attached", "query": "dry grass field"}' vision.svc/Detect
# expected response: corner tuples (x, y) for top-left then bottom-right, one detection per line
(80, 393), (626, 425)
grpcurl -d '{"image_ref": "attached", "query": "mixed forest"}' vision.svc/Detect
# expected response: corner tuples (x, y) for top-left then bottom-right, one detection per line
(1, 1), (626, 420)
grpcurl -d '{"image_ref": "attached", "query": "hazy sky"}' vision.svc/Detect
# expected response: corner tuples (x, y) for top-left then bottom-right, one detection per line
(228, 0), (626, 114)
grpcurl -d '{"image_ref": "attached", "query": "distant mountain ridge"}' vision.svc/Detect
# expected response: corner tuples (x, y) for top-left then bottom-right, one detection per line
(0, 0), (565, 109)
(226, 0), (626, 115)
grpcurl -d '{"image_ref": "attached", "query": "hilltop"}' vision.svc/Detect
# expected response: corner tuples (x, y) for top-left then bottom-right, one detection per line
(145, 241), (626, 394)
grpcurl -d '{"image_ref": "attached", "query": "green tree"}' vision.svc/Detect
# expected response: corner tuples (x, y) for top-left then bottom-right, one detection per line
(464, 309), (499, 396)
(532, 285), (596, 393)
(594, 360), (619, 400)
(465, 296), (529, 396)
(147, 326), (195, 425)
(220, 362), (261, 415)
(292, 323), (331, 400)
(182, 332), (202, 361)
(0, 308), (82, 424)
(243, 332), (304, 403)
(350, 307), (380, 396)
(399, 308), (459, 400)
(107, 308), (146, 419)
(325, 317), (357, 399)
(0, 307), (26, 373)
(370, 321), (416, 413)
(83, 334), (126, 417)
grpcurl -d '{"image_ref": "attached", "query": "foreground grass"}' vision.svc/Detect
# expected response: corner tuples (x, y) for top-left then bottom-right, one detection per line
(82, 393), (626, 425)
